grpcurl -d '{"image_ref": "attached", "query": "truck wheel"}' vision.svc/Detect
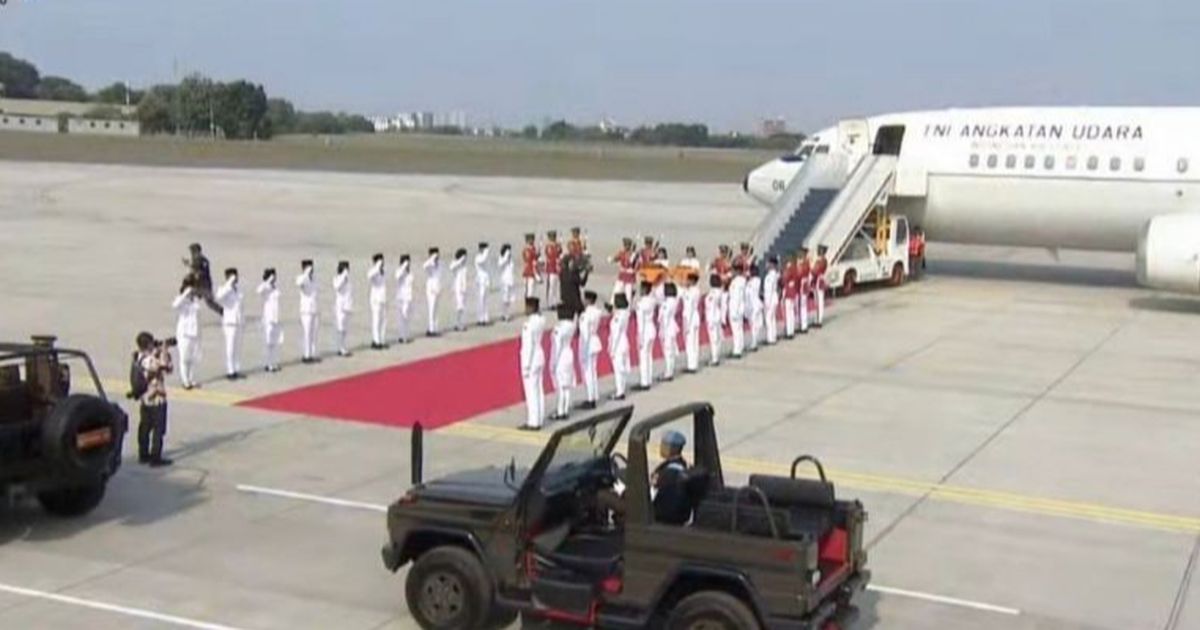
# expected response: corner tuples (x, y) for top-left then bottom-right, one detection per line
(890, 263), (905, 287)
(41, 394), (123, 478)
(840, 270), (857, 297)
(405, 546), (493, 630)
(37, 478), (106, 517)
(667, 591), (761, 630)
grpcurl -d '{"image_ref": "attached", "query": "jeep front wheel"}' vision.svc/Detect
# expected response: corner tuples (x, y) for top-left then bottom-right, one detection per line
(667, 591), (761, 630)
(405, 546), (493, 630)
(37, 479), (107, 517)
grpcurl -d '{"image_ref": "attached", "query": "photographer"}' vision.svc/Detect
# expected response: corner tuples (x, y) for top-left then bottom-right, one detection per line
(131, 332), (174, 467)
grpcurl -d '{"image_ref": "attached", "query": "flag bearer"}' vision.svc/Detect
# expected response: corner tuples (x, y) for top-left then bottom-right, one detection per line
(518, 297), (546, 431)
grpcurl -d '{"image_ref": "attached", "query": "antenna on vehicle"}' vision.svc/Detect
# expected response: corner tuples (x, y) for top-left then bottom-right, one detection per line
(411, 422), (424, 486)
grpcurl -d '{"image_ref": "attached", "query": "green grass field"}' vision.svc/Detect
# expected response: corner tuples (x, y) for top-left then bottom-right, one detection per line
(0, 131), (778, 183)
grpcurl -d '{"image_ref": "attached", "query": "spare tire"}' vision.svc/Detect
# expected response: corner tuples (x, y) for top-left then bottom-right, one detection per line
(41, 394), (123, 478)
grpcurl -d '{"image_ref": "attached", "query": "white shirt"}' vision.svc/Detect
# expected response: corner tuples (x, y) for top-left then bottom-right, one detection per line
(728, 275), (747, 317)
(367, 261), (387, 306)
(450, 255), (468, 294)
(395, 261), (413, 302)
(215, 277), (243, 326)
(636, 295), (657, 343)
(580, 304), (604, 356)
(659, 295), (679, 335)
(747, 276), (763, 312)
(498, 249), (514, 286)
(763, 269), (780, 305)
(683, 286), (702, 331)
(704, 291), (723, 329)
(552, 320), (577, 381)
(680, 257), (702, 272)
(333, 270), (353, 312)
(296, 269), (318, 315)
(257, 279), (280, 325)
(608, 308), (630, 356)
(520, 313), (546, 374)
(172, 290), (202, 338)
(424, 255), (441, 292)
(474, 249), (490, 285)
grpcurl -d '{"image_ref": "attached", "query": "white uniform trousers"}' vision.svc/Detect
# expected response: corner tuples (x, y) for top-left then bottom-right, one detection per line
(662, 330), (678, 379)
(453, 290), (467, 330)
(749, 307), (763, 350)
(263, 322), (283, 369)
(782, 298), (794, 336)
(815, 289), (825, 326)
(685, 326), (700, 371)
(335, 310), (351, 354)
(730, 312), (745, 357)
(222, 324), (242, 375)
(524, 277), (537, 299)
(426, 289), (440, 334)
(522, 365), (545, 428)
(177, 334), (200, 387)
(765, 300), (779, 343)
(707, 321), (722, 365)
(370, 303), (387, 346)
(396, 299), (412, 342)
(546, 274), (560, 308)
(638, 339), (654, 387)
(500, 282), (514, 321)
(476, 281), (490, 325)
(583, 350), (600, 403)
(300, 313), (319, 359)
(555, 357), (574, 418)
(799, 293), (810, 332)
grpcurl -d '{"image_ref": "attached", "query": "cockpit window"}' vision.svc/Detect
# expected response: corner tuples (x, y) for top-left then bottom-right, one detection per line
(815, 145), (830, 154)
(795, 145), (814, 159)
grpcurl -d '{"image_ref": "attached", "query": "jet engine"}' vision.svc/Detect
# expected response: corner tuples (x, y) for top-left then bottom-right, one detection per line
(1137, 213), (1200, 293)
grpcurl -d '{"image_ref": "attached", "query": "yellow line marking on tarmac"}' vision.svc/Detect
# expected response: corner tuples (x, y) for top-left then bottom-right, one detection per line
(106, 378), (1200, 535)
(96, 379), (249, 406)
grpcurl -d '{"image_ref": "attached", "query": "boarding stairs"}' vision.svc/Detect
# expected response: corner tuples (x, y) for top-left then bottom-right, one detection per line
(750, 152), (897, 265)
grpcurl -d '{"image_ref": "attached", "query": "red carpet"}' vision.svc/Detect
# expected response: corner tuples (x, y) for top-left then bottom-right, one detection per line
(240, 301), (822, 430)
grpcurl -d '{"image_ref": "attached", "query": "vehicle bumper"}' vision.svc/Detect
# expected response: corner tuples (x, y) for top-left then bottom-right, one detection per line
(381, 542), (403, 572)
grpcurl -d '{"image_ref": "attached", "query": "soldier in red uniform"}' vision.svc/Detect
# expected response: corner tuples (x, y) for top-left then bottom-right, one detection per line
(908, 225), (926, 280)
(637, 236), (658, 269)
(796, 248), (812, 333)
(781, 255), (799, 338)
(812, 245), (829, 328)
(610, 237), (637, 301)
(568, 226), (586, 259)
(710, 245), (733, 326)
(544, 230), (562, 310)
(521, 233), (540, 299)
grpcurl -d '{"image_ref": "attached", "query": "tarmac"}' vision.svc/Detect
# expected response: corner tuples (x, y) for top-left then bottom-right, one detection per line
(1, 160), (1198, 630)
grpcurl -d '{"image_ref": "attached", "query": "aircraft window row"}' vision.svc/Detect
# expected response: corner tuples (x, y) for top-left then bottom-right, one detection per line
(970, 153), (1159, 174)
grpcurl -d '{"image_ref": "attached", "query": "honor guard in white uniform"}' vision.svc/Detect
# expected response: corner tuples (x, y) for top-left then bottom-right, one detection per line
(367, 253), (388, 349)
(550, 305), (577, 420)
(813, 245), (829, 328)
(518, 297), (546, 431)
(704, 275), (724, 366)
(450, 248), (469, 332)
(659, 282), (680, 380)
(679, 246), (702, 275)
(395, 254), (414, 343)
(635, 282), (657, 390)
(497, 244), (516, 321)
(333, 260), (354, 357)
(746, 264), (764, 351)
(215, 267), (244, 379)
(172, 278), (203, 389)
(607, 294), (631, 401)
(727, 264), (747, 358)
(474, 242), (492, 326)
(682, 272), (702, 372)
(797, 248), (812, 334)
(296, 260), (320, 363)
(256, 268), (283, 372)
(423, 248), (442, 336)
(763, 257), (781, 345)
(579, 291), (603, 409)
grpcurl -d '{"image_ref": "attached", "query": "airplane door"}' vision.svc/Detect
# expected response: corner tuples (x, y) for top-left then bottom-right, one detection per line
(837, 119), (870, 162)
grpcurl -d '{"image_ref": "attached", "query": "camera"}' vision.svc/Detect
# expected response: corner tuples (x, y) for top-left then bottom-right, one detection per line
(157, 337), (178, 348)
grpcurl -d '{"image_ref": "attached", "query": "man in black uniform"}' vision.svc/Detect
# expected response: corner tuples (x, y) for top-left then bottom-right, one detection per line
(651, 430), (692, 524)
(559, 252), (587, 318)
(183, 243), (223, 315)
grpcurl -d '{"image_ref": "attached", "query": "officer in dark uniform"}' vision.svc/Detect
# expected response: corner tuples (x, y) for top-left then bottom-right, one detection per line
(183, 243), (223, 315)
(652, 430), (692, 524)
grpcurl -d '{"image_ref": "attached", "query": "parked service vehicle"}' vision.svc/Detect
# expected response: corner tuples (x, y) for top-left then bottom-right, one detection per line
(382, 403), (870, 630)
(825, 214), (911, 296)
(0, 336), (128, 517)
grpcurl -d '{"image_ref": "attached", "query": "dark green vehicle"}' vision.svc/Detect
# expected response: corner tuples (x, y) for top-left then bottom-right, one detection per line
(0, 336), (128, 517)
(382, 403), (869, 629)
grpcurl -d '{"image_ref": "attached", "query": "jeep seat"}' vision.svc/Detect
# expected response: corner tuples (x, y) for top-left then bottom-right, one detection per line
(749, 475), (835, 538)
(536, 531), (621, 579)
(0, 381), (33, 425)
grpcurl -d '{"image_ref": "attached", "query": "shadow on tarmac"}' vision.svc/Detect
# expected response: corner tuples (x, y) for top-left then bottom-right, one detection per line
(929, 259), (1137, 289)
(1128, 295), (1200, 314)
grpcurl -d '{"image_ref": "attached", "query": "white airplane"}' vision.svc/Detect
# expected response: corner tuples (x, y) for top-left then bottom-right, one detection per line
(743, 107), (1200, 293)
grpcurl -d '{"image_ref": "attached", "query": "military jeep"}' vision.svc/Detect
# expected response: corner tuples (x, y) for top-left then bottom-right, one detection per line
(0, 336), (128, 517)
(382, 403), (869, 629)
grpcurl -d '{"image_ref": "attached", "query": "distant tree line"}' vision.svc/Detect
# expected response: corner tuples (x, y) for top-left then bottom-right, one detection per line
(528, 119), (803, 150)
(0, 51), (373, 139)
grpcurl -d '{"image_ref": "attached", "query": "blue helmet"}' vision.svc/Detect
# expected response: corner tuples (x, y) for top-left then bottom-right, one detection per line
(661, 430), (687, 451)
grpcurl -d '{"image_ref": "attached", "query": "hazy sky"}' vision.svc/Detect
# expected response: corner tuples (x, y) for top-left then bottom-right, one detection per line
(2, 0), (1198, 132)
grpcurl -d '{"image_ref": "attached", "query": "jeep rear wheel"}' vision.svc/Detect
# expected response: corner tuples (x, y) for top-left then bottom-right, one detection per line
(667, 591), (761, 630)
(405, 546), (492, 630)
(37, 479), (106, 517)
(42, 394), (123, 478)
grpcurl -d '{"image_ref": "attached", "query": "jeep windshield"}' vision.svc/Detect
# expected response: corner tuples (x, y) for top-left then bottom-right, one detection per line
(538, 409), (629, 493)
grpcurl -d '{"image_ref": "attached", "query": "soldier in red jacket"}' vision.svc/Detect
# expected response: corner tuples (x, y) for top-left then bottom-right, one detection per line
(521, 233), (540, 299)
(812, 245), (829, 328)
(611, 237), (636, 301)
(544, 230), (562, 310)
(796, 248), (812, 334)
